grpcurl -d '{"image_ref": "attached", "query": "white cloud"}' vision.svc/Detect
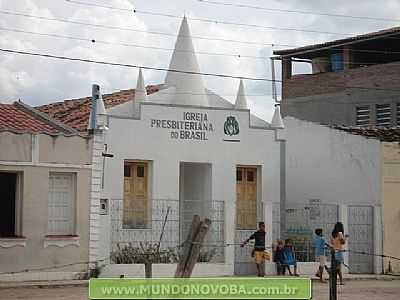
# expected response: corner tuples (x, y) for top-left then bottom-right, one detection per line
(1, 0), (399, 122)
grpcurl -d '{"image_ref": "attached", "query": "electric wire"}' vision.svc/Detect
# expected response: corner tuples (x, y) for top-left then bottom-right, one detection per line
(0, 10), (288, 48)
(2, 48), (400, 93)
(0, 27), (272, 61)
(5, 26), (400, 66)
(3, 9), (400, 58)
(0, 48), (275, 82)
(64, 0), (354, 37)
(0, 245), (398, 276)
(197, 0), (400, 23)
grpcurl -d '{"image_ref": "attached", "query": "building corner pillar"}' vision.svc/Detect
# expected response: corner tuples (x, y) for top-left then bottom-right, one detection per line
(89, 130), (105, 270)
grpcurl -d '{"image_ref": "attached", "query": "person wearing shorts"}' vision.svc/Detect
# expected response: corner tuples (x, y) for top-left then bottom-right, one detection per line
(330, 222), (348, 285)
(313, 228), (327, 283)
(241, 222), (270, 277)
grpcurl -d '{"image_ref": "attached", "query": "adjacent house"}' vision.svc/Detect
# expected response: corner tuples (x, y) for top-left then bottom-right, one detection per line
(273, 26), (400, 127)
(284, 117), (400, 274)
(0, 101), (93, 281)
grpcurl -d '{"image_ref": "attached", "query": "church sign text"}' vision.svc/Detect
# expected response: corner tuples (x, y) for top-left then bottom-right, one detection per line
(150, 112), (214, 141)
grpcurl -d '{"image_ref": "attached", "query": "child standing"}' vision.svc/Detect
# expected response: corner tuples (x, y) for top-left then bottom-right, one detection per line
(283, 239), (299, 276)
(274, 240), (286, 275)
(330, 222), (348, 285)
(313, 228), (327, 283)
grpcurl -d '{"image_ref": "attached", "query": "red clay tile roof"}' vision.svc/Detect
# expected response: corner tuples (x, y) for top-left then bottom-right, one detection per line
(274, 26), (400, 57)
(36, 85), (160, 132)
(333, 126), (400, 142)
(0, 102), (61, 134)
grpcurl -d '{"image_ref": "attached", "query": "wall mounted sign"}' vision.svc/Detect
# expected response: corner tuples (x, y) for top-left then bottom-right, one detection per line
(223, 116), (240, 142)
(150, 111), (214, 141)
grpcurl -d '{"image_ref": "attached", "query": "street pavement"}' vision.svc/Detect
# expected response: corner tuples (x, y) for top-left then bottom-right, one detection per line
(1, 279), (400, 300)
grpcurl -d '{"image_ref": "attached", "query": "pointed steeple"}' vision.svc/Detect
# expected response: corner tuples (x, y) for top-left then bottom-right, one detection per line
(235, 79), (248, 109)
(135, 68), (147, 104)
(165, 16), (208, 106)
(271, 104), (284, 129)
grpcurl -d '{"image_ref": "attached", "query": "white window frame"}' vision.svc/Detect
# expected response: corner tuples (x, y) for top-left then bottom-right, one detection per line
(47, 172), (76, 236)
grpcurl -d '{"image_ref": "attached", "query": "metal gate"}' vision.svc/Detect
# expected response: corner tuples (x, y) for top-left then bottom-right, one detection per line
(234, 201), (268, 275)
(348, 206), (374, 274)
(234, 230), (257, 275)
(285, 203), (338, 262)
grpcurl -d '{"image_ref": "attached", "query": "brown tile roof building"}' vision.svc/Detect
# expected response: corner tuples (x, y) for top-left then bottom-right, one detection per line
(0, 101), (77, 135)
(36, 85), (160, 132)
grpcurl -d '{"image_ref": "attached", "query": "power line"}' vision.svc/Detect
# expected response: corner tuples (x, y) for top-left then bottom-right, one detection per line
(0, 48), (275, 82)
(0, 10), (289, 48)
(198, 0), (400, 23)
(65, 0), (354, 36)
(3, 10), (400, 59)
(0, 27), (272, 61)
(0, 247), (399, 276)
(2, 48), (400, 93)
(3, 26), (400, 67)
(103, 87), (273, 98)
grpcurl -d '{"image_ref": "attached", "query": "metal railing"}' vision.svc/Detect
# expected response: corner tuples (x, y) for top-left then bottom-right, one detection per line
(109, 198), (225, 263)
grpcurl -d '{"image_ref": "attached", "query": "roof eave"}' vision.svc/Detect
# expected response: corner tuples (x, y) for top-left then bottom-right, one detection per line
(273, 28), (400, 58)
(14, 101), (79, 134)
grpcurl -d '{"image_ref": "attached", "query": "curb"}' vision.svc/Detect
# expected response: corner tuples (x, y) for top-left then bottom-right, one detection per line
(1, 275), (399, 289)
(0, 280), (88, 289)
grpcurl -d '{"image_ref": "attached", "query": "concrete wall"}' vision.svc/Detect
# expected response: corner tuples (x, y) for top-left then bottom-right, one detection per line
(100, 103), (282, 276)
(39, 135), (92, 164)
(285, 117), (381, 207)
(0, 132), (32, 161)
(0, 132), (92, 276)
(284, 117), (383, 273)
(382, 143), (400, 274)
(281, 61), (400, 127)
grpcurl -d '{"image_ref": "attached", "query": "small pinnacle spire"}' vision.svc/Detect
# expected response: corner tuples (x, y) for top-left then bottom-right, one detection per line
(235, 79), (248, 109)
(271, 104), (284, 129)
(135, 68), (147, 103)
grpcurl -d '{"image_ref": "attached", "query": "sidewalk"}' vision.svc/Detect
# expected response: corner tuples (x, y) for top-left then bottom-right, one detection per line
(0, 280), (88, 289)
(0, 274), (399, 289)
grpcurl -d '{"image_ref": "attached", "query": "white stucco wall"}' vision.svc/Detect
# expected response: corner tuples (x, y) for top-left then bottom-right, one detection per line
(99, 103), (282, 276)
(285, 117), (381, 207)
(284, 117), (383, 274)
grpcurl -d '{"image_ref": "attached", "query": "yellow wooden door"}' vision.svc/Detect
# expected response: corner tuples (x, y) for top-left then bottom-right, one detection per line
(123, 162), (148, 228)
(236, 167), (257, 229)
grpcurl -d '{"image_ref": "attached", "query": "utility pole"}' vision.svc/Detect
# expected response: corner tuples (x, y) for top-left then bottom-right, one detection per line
(329, 246), (337, 300)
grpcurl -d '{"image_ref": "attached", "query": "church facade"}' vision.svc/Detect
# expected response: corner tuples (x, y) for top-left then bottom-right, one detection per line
(89, 17), (285, 277)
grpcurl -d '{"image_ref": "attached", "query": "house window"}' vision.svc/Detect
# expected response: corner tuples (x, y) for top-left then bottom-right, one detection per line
(123, 161), (149, 229)
(376, 104), (392, 127)
(48, 173), (76, 235)
(397, 103), (400, 126)
(0, 172), (21, 237)
(356, 105), (370, 126)
(236, 167), (257, 230)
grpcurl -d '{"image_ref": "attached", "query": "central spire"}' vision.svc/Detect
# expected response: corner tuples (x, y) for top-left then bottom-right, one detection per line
(165, 16), (209, 106)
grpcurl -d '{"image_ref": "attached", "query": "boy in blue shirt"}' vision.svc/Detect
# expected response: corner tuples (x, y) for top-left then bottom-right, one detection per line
(283, 239), (299, 276)
(313, 228), (326, 283)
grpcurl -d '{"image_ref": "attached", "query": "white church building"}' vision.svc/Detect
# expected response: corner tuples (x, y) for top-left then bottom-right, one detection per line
(89, 17), (285, 277)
